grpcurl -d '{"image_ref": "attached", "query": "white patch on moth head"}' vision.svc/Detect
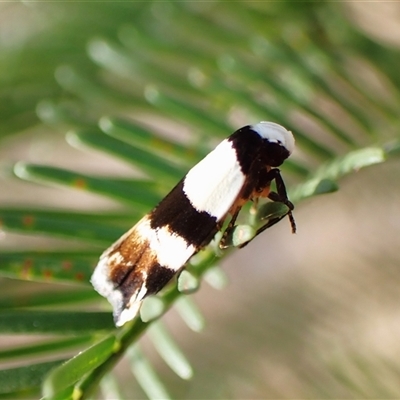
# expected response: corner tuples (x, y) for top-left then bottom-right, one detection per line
(136, 218), (196, 271)
(251, 121), (295, 155)
(183, 139), (245, 219)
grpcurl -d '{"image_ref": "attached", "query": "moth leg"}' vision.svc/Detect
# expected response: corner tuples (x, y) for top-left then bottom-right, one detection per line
(268, 191), (296, 234)
(264, 169), (292, 206)
(238, 169), (296, 249)
(238, 204), (293, 249)
(237, 215), (285, 248)
(267, 169), (296, 234)
(219, 206), (242, 249)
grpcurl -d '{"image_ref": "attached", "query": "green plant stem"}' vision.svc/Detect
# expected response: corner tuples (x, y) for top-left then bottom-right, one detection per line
(75, 250), (217, 399)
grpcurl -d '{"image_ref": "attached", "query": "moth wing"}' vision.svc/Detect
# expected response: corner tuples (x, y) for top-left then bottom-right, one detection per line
(91, 139), (248, 327)
(91, 217), (155, 326)
(91, 215), (196, 326)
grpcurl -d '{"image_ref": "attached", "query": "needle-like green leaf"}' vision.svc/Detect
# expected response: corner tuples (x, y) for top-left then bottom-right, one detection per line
(42, 334), (117, 398)
(0, 360), (66, 396)
(13, 163), (162, 209)
(0, 311), (114, 334)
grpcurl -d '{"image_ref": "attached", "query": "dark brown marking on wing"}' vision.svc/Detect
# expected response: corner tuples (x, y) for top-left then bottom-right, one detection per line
(107, 230), (150, 286)
(102, 215), (181, 313)
(149, 179), (217, 248)
(228, 126), (262, 174)
(145, 264), (176, 295)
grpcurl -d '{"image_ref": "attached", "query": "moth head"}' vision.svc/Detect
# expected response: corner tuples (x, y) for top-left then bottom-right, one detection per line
(251, 121), (295, 156)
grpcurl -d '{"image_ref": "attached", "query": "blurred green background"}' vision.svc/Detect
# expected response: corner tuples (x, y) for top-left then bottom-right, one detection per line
(0, 2), (400, 399)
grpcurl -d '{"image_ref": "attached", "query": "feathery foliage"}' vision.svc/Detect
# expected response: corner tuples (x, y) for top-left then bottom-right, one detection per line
(0, 2), (399, 399)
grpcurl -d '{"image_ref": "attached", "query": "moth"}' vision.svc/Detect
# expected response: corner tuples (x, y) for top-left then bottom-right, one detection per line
(91, 122), (296, 326)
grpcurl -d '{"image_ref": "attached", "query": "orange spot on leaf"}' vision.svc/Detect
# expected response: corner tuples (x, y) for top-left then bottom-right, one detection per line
(73, 178), (87, 189)
(62, 260), (72, 270)
(43, 270), (53, 280)
(22, 215), (35, 227)
(75, 272), (85, 281)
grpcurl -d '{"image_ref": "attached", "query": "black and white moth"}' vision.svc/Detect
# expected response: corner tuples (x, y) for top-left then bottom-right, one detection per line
(91, 122), (296, 326)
